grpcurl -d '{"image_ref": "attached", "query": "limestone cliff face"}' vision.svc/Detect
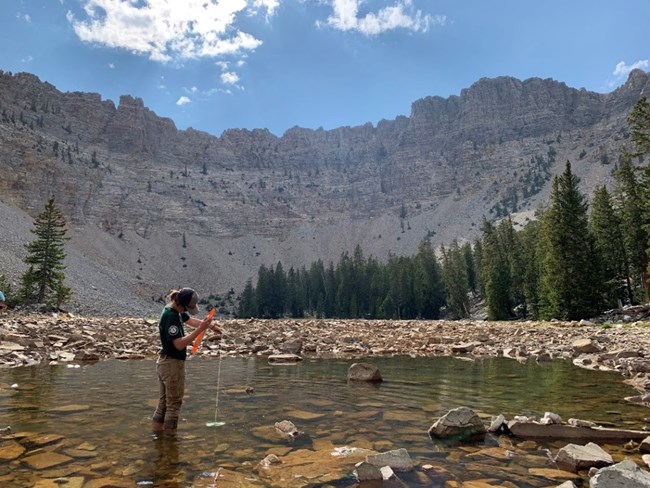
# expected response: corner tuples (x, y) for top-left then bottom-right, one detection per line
(0, 68), (648, 310)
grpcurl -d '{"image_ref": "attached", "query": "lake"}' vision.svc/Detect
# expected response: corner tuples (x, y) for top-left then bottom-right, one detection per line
(0, 356), (647, 486)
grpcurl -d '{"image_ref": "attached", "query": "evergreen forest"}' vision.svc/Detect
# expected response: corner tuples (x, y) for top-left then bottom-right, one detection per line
(238, 97), (650, 322)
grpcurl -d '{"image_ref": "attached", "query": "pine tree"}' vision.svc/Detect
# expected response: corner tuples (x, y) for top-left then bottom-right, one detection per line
(614, 157), (649, 302)
(440, 240), (470, 318)
(538, 162), (602, 320)
(413, 241), (445, 319)
(590, 186), (630, 306)
(481, 220), (512, 320)
(19, 196), (72, 307)
(628, 96), (650, 156)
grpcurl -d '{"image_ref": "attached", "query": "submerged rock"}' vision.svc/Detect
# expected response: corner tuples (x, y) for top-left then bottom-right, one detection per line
(428, 406), (487, 440)
(347, 362), (383, 382)
(365, 448), (414, 472)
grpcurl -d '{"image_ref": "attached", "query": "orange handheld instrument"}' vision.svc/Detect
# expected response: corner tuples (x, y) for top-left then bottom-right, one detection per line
(191, 307), (215, 354)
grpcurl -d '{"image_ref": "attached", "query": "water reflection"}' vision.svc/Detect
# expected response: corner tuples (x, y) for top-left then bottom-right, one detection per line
(0, 356), (647, 487)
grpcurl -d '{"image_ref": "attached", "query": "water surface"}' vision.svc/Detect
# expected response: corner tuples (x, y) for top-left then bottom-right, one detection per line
(0, 356), (647, 486)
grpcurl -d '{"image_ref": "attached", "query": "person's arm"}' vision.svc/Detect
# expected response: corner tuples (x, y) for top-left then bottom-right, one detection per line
(172, 316), (213, 350)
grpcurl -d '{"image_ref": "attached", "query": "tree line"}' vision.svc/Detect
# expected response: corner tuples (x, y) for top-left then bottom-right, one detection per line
(238, 96), (650, 321)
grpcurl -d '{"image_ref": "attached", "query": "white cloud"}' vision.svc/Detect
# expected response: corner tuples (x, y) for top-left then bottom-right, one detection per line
(108, 62), (115, 68)
(221, 71), (240, 85)
(613, 60), (649, 78)
(176, 96), (191, 105)
(17, 12), (32, 23)
(249, 0), (280, 19)
(67, 0), (270, 63)
(21, 55), (34, 63)
(323, 0), (443, 36)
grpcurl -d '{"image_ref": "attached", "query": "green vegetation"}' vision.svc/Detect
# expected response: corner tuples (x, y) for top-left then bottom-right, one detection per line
(18, 196), (72, 308)
(239, 97), (650, 321)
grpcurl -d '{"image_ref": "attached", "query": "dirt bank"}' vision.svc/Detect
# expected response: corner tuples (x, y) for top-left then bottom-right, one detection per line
(1, 312), (650, 401)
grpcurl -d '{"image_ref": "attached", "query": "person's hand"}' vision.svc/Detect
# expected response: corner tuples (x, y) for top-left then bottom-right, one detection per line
(211, 324), (223, 336)
(200, 316), (213, 330)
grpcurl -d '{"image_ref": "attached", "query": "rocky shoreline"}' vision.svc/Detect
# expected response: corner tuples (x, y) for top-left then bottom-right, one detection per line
(1, 312), (650, 402)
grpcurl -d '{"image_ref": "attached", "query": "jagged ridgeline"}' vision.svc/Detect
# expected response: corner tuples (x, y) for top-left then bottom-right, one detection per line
(0, 69), (648, 316)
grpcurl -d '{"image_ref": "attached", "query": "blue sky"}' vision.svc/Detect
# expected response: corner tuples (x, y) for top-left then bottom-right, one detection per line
(1, 0), (648, 137)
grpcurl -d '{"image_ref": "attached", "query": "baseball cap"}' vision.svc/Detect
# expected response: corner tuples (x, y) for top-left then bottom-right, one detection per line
(177, 288), (200, 315)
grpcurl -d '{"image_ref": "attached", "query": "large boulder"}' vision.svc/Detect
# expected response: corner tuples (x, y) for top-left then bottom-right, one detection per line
(428, 407), (487, 440)
(347, 363), (383, 382)
(555, 442), (613, 472)
(590, 459), (650, 487)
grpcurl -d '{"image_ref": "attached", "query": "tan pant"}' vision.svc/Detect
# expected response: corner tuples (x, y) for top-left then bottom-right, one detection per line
(152, 355), (185, 430)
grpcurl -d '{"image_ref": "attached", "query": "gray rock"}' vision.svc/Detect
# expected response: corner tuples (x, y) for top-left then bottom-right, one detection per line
(428, 406), (487, 439)
(274, 420), (303, 441)
(347, 362), (383, 382)
(555, 442), (613, 472)
(354, 461), (382, 481)
(572, 338), (600, 354)
(366, 448), (413, 472)
(540, 412), (562, 425)
(487, 414), (507, 433)
(640, 436), (650, 455)
(556, 482), (577, 488)
(268, 354), (303, 363)
(589, 459), (650, 487)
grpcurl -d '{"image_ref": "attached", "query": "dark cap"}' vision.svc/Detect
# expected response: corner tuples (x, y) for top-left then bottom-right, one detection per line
(177, 288), (199, 315)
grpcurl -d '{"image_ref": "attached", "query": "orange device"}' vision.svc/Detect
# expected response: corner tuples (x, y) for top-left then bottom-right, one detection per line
(191, 307), (215, 354)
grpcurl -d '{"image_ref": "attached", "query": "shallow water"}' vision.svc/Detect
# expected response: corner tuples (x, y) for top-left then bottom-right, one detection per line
(0, 356), (648, 487)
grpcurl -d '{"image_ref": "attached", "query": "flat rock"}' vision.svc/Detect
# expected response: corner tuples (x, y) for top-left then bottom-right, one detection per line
(0, 440), (25, 460)
(366, 448), (414, 472)
(22, 451), (73, 470)
(590, 459), (650, 487)
(554, 442), (613, 472)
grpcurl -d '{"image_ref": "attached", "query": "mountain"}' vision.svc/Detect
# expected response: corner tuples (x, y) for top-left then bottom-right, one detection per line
(0, 69), (648, 316)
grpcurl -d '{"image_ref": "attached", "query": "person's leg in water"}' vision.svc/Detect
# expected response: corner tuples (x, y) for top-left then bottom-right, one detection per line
(152, 356), (185, 433)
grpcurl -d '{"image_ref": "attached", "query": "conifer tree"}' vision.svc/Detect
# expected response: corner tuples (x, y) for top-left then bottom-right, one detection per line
(590, 186), (630, 306)
(19, 196), (72, 307)
(480, 220), (512, 320)
(440, 240), (470, 318)
(614, 157), (649, 302)
(538, 162), (602, 320)
(628, 96), (650, 156)
(413, 241), (445, 319)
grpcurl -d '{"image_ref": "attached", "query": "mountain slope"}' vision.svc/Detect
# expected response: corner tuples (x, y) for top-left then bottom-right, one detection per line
(0, 69), (647, 316)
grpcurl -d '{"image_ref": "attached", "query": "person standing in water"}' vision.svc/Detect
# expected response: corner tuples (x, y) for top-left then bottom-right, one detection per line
(152, 287), (222, 432)
(0, 290), (7, 314)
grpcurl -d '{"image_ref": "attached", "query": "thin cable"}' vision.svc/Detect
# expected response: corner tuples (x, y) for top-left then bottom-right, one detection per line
(213, 352), (222, 424)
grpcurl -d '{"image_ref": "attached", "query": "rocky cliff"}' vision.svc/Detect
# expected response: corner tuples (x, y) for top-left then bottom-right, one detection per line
(0, 69), (647, 316)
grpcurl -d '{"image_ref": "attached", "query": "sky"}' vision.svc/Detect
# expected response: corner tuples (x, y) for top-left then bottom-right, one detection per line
(1, 0), (649, 138)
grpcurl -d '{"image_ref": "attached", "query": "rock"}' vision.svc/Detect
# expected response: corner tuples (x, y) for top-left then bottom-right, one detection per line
(554, 442), (613, 472)
(642, 454), (650, 469)
(589, 459), (650, 487)
(487, 414), (508, 434)
(347, 362), (383, 382)
(572, 338), (600, 354)
(540, 412), (562, 425)
(279, 339), (302, 355)
(274, 420), (303, 441)
(568, 418), (598, 428)
(21, 451), (73, 470)
(259, 454), (282, 467)
(365, 448), (414, 472)
(556, 482), (577, 488)
(640, 436), (650, 454)
(451, 342), (481, 354)
(268, 354), (303, 363)
(354, 461), (383, 481)
(380, 465), (396, 481)
(428, 406), (487, 439)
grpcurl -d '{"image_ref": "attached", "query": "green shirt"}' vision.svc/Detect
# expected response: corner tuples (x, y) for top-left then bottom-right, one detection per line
(158, 305), (190, 360)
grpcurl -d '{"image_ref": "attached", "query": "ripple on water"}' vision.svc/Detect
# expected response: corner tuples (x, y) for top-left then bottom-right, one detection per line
(0, 356), (647, 487)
